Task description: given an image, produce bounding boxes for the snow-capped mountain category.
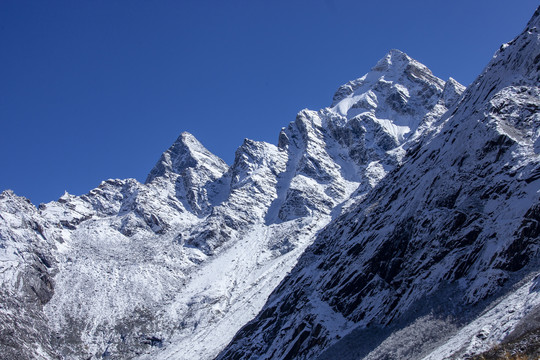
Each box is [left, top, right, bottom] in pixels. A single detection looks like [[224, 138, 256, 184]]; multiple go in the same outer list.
[[218, 8, 540, 360], [0, 6, 538, 360], [0, 49, 459, 360]]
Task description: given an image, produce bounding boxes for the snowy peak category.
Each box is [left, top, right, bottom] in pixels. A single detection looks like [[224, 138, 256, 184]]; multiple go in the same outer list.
[[441, 77, 466, 108], [328, 50, 454, 149], [329, 50, 448, 136], [230, 139, 285, 187], [145, 132, 228, 184], [370, 49, 444, 89], [331, 49, 445, 109], [370, 48, 413, 72], [144, 131, 230, 216]]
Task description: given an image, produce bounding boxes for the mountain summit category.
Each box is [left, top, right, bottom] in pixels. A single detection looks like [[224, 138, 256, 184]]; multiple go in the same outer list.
[[146, 132, 229, 215], [146, 132, 228, 184]]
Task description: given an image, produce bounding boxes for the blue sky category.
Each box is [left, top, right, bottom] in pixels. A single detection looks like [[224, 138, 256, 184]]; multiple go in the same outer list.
[[1, 1, 538, 205]]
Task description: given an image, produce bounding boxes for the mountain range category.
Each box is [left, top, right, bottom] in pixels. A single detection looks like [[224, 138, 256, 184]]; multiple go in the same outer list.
[[0, 6, 539, 360]]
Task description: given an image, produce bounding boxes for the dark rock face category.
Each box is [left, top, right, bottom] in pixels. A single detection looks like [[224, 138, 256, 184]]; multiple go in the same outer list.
[[218, 8, 540, 360]]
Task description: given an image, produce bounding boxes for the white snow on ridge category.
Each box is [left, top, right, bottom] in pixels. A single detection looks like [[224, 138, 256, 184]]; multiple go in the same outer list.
[[329, 49, 447, 146]]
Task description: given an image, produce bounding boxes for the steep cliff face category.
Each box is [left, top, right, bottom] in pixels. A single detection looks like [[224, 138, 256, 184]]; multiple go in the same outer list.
[[218, 8, 540, 360]]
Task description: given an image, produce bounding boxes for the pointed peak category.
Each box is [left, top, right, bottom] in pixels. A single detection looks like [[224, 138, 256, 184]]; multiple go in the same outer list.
[[442, 77, 466, 94], [331, 49, 445, 111], [145, 132, 228, 184], [444, 77, 466, 94], [441, 77, 466, 108], [173, 131, 203, 149], [58, 190, 71, 200], [446, 77, 461, 86], [370, 49, 437, 82], [371, 49, 412, 72], [332, 50, 445, 107], [179, 131, 195, 141]]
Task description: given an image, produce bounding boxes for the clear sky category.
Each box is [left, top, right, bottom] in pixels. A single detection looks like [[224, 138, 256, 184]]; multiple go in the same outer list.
[[1, 1, 538, 205]]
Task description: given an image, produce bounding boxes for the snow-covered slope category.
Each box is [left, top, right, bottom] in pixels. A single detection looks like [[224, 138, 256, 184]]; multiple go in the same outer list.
[[218, 8, 540, 360]]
